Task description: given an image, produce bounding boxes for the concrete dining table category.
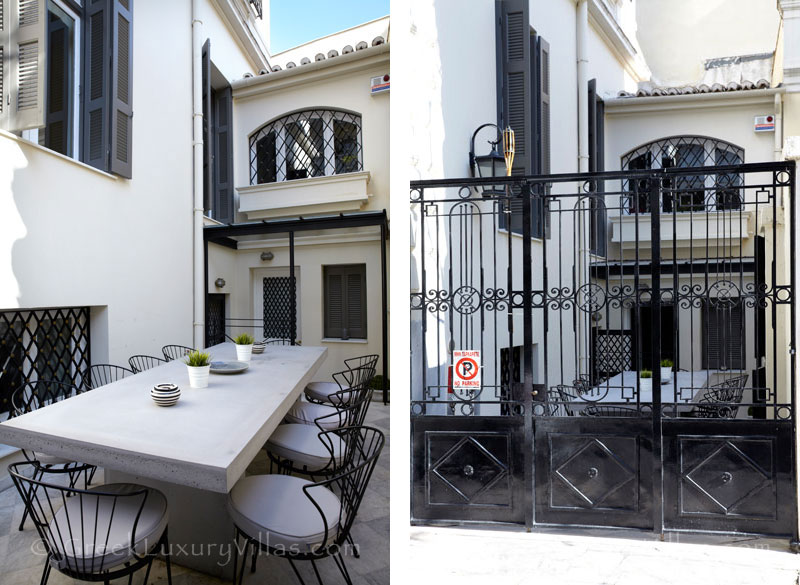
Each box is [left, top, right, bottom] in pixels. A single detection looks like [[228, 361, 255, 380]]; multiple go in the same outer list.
[[0, 342, 327, 578], [588, 370, 711, 404]]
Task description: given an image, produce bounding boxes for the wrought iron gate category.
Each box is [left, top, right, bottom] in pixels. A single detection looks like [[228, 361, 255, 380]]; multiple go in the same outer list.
[[411, 162, 797, 539]]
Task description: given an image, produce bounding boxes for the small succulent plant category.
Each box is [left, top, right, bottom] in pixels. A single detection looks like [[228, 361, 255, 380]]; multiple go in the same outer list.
[[640, 369, 652, 379]]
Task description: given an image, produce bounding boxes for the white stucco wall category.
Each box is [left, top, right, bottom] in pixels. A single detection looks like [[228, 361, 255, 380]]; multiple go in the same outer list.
[[636, 0, 781, 86], [0, 0, 259, 369]]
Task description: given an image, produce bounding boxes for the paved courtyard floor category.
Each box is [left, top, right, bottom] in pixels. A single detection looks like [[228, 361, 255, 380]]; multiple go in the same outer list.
[[410, 525, 800, 585], [0, 401, 389, 585]]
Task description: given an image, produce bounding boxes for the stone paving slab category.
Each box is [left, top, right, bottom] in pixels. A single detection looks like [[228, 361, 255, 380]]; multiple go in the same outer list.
[[410, 526, 800, 585]]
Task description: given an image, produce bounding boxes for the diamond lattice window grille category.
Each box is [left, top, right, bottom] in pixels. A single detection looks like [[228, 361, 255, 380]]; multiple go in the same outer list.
[[263, 277, 296, 340], [249, 109, 363, 185], [621, 136, 744, 213], [0, 308, 91, 416]]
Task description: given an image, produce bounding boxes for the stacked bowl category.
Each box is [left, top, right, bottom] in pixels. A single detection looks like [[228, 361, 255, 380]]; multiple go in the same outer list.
[[151, 383, 181, 407], [252, 340, 266, 355]]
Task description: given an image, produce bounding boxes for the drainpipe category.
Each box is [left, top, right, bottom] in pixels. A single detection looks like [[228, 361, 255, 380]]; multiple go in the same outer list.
[[192, 1, 205, 348], [775, 92, 783, 162], [576, 0, 590, 376]]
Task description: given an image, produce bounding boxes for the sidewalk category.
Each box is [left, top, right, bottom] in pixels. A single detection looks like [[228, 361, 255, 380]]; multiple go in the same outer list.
[[410, 526, 800, 585]]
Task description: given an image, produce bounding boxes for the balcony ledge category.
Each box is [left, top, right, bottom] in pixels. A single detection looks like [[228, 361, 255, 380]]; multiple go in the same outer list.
[[237, 171, 371, 220], [610, 210, 754, 247]]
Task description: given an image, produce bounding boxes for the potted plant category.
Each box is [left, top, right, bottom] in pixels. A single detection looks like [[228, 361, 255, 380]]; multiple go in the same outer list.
[[185, 350, 211, 388], [660, 358, 673, 384], [233, 333, 255, 362], [639, 369, 652, 395]]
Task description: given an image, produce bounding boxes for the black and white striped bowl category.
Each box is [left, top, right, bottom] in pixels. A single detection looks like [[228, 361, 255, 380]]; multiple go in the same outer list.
[[151, 384, 181, 407]]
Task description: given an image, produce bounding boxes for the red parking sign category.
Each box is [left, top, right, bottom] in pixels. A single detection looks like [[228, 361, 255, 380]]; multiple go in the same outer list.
[[453, 350, 481, 389]]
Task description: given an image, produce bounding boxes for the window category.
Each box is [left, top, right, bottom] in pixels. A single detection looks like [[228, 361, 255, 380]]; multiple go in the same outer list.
[[702, 298, 744, 370], [249, 109, 363, 185], [0, 0, 133, 177], [495, 1, 549, 237], [323, 264, 366, 340], [201, 39, 234, 223], [621, 136, 743, 213]]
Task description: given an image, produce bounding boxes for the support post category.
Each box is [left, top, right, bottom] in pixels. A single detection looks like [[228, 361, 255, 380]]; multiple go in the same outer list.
[[381, 218, 389, 405], [649, 176, 663, 536], [521, 182, 534, 531], [289, 231, 296, 346]]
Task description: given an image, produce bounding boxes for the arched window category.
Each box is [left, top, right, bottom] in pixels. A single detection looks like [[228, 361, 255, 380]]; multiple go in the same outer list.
[[621, 136, 744, 213], [249, 109, 363, 185]]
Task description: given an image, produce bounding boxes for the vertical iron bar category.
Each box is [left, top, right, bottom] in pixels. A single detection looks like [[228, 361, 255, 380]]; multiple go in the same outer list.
[[788, 165, 798, 545], [649, 175, 664, 536], [204, 238, 209, 348], [289, 231, 296, 346], [381, 218, 389, 405], [521, 182, 534, 531]]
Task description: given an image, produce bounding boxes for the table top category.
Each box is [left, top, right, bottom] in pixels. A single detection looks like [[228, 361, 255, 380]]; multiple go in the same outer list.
[[588, 370, 711, 404], [0, 343, 327, 493]]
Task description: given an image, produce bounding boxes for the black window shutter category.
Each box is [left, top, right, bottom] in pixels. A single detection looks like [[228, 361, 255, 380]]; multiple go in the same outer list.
[[109, 0, 133, 178], [588, 79, 607, 256], [202, 39, 212, 213], [82, 0, 110, 170], [45, 17, 70, 155], [495, 0, 531, 234], [213, 86, 233, 223], [324, 265, 366, 339]]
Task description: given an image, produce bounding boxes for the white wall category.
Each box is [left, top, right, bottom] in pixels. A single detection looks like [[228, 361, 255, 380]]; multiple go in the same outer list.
[[0, 0, 259, 368]]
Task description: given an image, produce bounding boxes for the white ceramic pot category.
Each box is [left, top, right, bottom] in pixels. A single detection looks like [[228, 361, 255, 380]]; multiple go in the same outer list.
[[236, 344, 254, 362], [660, 367, 672, 384], [187, 365, 210, 388], [639, 378, 652, 395]]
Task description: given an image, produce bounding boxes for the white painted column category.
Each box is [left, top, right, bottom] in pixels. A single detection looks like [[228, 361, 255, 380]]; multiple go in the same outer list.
[[192, 1, 205, 349]]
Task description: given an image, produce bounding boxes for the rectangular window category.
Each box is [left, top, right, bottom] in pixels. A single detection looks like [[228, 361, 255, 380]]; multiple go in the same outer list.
[[1, 0, 132, 177], [702, 299, 744, 370], [324, 264, 367, 340], [286, 118, 325, 180]]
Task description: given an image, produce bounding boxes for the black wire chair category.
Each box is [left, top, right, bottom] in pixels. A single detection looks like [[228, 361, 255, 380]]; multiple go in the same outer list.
[[547, 385, 579, 417], [161, 344, 194, 362], [266, 384, 375, 478], [128, 354, 167, 374], [305, 354, 378, 405], [85, 364, 133, 389], [690, 374, 748, 419], [580, 405, 643, 417], [231, 426, 385, 585], [9, 461, 172, 585], [10, 380, 97, 531], [287, 365, 376, 431]]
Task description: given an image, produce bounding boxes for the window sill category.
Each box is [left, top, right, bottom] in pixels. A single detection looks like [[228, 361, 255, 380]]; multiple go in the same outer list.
[[237, 171, 371, 220], [0, 129, 119, 181], [321, 338, 369, 344]]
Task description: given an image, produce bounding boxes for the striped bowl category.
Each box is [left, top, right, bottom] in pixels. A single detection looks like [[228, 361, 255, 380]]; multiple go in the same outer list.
[[151, 384, 181, 407]]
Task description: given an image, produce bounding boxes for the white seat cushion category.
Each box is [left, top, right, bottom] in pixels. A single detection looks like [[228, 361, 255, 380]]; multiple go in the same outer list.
[[285, 400, 345, 430], [49, 483, 168, 573], [266, 424, 345, 471], [304, 381, 352, 405], [228, 474, 340, 552]]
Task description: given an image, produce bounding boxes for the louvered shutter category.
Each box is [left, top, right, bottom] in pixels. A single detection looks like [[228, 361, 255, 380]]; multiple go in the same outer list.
[[325, 265, 366, 339], [44, 16, 69, 154], [8, 0, 46, 131], [0, 0, 8, 130], [495, 0, 532, 234], [588, 79, 606, 256], [82, 0, 110, 170], [202, 39, 212, 212], [213, 86, 233, 223], [704, 301, 744, 370], [325, 268, 344, 339], [109, 0, 132, 178]]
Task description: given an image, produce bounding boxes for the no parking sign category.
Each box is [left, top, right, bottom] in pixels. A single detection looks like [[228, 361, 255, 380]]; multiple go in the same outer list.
[[453, 350, 481, 390]]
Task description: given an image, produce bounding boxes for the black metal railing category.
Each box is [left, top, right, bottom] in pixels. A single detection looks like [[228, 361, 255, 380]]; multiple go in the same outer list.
[[0, 307, 91, 416]]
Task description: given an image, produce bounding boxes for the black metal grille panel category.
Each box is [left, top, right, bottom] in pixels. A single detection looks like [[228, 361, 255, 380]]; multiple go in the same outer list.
[[206, 294, 225, 347], [0, 307, 90, 415], [263, 277, 296, 340], [249, 109, 362, 185], [593, 330, 632, 380]]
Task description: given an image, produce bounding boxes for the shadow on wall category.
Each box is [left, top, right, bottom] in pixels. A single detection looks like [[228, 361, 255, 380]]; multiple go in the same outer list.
[[0, 137, 28, 308]]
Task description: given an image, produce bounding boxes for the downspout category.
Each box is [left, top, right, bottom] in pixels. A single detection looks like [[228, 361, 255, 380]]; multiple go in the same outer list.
[[775, 92, 783, 162], [576, 0, 590, 376], [192, 1, 205, 348]]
